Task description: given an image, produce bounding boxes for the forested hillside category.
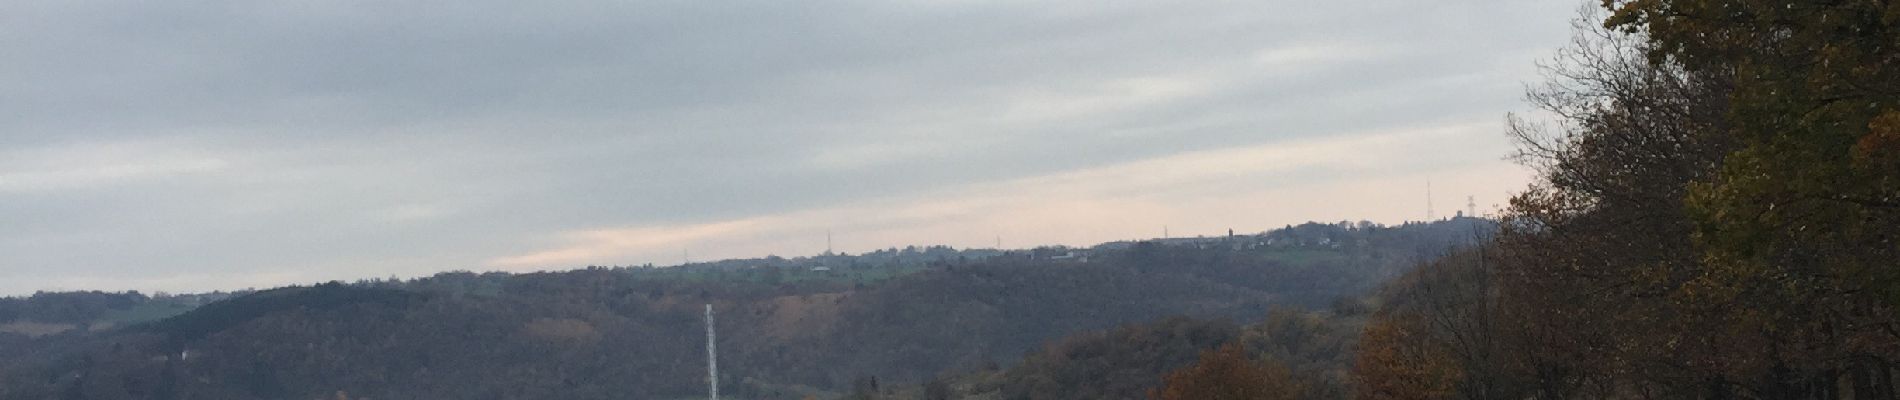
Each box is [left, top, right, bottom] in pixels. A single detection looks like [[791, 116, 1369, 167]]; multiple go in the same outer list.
[[0, 219, 1486, 400], [953, 309, 1361, 400]]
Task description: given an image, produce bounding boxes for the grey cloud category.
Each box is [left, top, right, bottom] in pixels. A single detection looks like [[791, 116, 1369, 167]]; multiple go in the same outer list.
[[0, 0, 1576, 294]]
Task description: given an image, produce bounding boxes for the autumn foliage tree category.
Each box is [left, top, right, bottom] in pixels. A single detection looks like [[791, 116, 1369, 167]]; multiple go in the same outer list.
[[1605, 1, 1900, 396], [1615, 0, 1900, 396], [1351, 315, 1460, 400], [1151, 343, 1299, 400], [1357, 1, 1899, 398]]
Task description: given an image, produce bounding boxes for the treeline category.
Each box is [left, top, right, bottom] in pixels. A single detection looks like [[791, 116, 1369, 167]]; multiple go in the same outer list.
[[983, 309, 1360, 400], [1, 291, 245, 330], [0, 292, 146, 325], [0, 219, 1486, 400], [1353, 3, 1898, 399]]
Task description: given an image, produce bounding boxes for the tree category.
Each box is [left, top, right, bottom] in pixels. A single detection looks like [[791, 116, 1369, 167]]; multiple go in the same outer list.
[[1352, 315, 1460, 400], [1606, 0, 1900, 325], [1354, 1, 1900, 398], [1150, 343, 1298, 400], [1491, 5, 1750, 398], [1354, 4, 1887, 397], [1602, 0, 1900, 396]]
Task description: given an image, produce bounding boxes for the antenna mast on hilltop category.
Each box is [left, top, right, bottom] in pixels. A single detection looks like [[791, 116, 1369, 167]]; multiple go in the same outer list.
[[826, 229, 833, 255], [1426, 180, 1435, 221], [706, 304, 719, 400], [1467, 196, 1476, 218]]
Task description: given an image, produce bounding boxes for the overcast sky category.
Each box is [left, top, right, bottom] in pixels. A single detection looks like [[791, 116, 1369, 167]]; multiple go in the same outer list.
[[1, 0, 1577, 295]]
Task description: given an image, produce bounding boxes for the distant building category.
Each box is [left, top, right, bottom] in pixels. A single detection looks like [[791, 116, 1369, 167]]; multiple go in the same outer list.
[[811, 266, 831, 272], [1048, 251, 1087, 262]]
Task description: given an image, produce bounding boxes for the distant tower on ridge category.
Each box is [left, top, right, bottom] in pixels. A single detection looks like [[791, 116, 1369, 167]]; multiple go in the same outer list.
[[1426, 180, 1435, 221], [1467, 196, 1477, 218], [706, 304, 719, 400]]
